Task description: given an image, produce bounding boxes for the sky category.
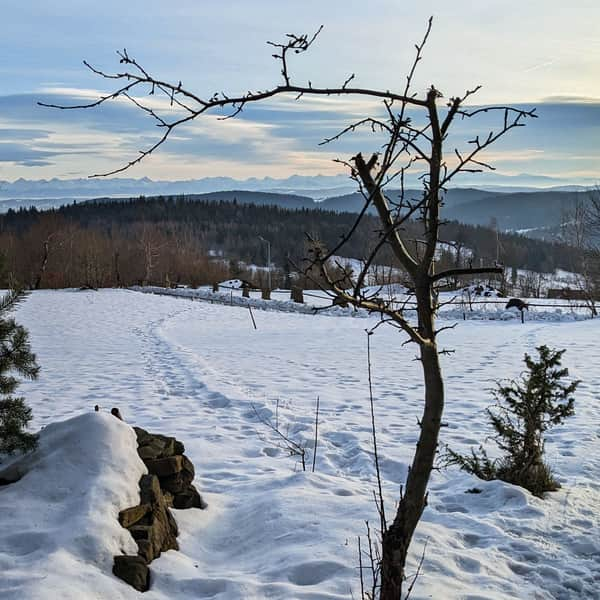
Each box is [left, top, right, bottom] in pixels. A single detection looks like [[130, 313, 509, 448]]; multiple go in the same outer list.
[[1, 0, 600, 184]]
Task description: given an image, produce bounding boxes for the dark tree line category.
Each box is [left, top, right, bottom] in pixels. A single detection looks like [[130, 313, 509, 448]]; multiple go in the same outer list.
[[0, 196, 581, 290]]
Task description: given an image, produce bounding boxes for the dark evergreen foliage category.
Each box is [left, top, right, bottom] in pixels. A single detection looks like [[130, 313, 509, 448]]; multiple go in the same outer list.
[[0, 290, 40, 457], [447, 345, 578, 496], [0, 195, 582, 290]]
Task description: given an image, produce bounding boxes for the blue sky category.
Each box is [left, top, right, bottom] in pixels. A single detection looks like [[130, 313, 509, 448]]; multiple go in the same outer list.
[[1, 1, 599, 183]]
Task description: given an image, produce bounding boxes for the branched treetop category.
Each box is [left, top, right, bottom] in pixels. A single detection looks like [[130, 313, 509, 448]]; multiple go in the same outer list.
[[40, 18, 536, 346]]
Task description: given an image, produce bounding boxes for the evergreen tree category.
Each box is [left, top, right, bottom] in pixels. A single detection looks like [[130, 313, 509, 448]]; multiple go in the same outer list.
[[447, 345, 578, 496], [0, 290, 40, 458]]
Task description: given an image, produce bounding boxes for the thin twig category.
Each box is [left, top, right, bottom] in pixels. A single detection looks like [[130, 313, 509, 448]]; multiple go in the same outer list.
[[312, 395, 320, 472], [366, 329, 387, 533]]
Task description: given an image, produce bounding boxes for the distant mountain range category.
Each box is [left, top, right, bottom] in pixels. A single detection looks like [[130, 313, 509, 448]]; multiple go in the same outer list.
[[0, 172, 596, 202], [0, 174, 356, 203]]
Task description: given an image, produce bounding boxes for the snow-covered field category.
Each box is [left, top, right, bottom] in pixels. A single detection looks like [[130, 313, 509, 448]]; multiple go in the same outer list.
[[2, 289, 600, 599]]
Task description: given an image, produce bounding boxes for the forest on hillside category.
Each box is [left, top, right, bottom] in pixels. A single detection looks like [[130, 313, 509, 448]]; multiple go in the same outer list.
[[0, 195, 582, 290]]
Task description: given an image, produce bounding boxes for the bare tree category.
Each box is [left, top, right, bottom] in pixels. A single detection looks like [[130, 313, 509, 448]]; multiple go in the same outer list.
[[41, 19, 535, 598], [136, 222, 166, 286], [560, 191, 600, 315]]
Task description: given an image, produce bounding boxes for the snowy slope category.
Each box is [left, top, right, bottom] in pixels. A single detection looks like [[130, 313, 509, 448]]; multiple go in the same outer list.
[[5, 289, 600, 599]]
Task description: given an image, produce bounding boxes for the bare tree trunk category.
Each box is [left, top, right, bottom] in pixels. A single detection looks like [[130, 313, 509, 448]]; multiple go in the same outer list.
[[34, 238, 50, 290], [380, 292, 444, 598], [114, 251, 121, 287]]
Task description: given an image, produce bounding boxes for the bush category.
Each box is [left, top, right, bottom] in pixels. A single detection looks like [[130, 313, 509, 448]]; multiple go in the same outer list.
[[0, 290, 39, 459], [447, 345, 578, 497]]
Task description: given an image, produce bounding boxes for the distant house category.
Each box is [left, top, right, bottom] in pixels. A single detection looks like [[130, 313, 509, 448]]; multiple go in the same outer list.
[[547, 288, 589, 300]]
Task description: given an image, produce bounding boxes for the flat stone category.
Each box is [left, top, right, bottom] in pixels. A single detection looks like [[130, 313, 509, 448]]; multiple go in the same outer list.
[[159, 469, 194, 495], [181, 455, 195, 479], [145, 455, 184, 477], [119, 504, 151, 528], [129, 525, 152, 541], [136, 539, 154, 563], [147, 505, 178, 558], [133, 426, 152, 446], [173, 485, 207, 510], [113, 555, 149, 592], [139, 474, 162, 506], [138, 443, 163, 461], [134, 427, 177, 460]]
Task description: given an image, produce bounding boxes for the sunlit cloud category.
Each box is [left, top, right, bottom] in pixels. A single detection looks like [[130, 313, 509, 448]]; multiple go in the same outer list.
[[0, 87, 598, 183]]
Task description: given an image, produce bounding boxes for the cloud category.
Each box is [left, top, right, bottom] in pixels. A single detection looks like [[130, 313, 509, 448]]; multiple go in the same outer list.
[[0, 89, 598, 182], [0, 142, 58, 167], [0, 128, 52, 141]]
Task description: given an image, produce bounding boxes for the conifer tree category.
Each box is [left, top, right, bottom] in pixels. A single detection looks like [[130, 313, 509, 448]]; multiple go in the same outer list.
[[448, 345, 578, 496], [0, 290, 39, 457]]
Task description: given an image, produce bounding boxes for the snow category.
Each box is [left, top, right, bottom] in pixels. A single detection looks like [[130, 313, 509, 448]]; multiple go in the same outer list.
[[218, 279, 246, 289], [0, 412, 146, 599], [135, 284, 597, 322], [2, 289, 599, 598]]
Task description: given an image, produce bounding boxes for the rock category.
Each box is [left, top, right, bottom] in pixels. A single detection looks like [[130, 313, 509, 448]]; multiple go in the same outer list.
[[134, 427, 177, 460], [133, 426, 151, 444], [181, 455, 195, 478], [173, 485, 207, 509], [128, 525, 152, 541], [113, 555, 149, 592], [139, 474, 162, 505], [114, 428, 204, 591], [162, 490, 174, 507], [159, 455, 195, 493], [159, 470, 193, 495], [118, 504, 151, 528], [138, 442, 163, 461], [145, 455, 184, 477], [136, 539, 154, 563], [111, 407, 123, 421], [147, 503, 178, 559]]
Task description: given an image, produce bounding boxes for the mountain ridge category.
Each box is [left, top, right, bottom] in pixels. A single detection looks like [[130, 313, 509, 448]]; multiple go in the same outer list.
[[0, 172, 597, 202]]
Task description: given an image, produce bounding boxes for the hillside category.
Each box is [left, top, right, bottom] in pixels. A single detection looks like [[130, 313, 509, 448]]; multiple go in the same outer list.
[[318, 188, 499, 213], [444, 190, 584, 234], [89, 187, 590, 240], [0, 184, 592, 243], [0, 196, 581, 290]]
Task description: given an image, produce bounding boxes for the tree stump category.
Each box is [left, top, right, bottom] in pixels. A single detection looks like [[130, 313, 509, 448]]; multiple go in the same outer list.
[[291, 287, 304, 303]]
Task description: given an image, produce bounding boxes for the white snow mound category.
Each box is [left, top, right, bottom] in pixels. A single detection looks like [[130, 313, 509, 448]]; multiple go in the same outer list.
[[0, 412, 146, 600]]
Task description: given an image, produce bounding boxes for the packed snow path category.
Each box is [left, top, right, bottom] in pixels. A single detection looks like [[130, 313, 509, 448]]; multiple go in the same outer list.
[[10, 289, 600, 599]]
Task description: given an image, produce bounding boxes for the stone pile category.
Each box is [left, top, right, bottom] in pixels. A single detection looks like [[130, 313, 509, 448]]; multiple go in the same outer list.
[[113, 427, 206, 592]]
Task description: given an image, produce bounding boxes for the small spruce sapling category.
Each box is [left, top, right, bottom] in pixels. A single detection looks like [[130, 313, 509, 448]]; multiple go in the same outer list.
[[447, 345, 578, 497], [0, 290, 40, 458]]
